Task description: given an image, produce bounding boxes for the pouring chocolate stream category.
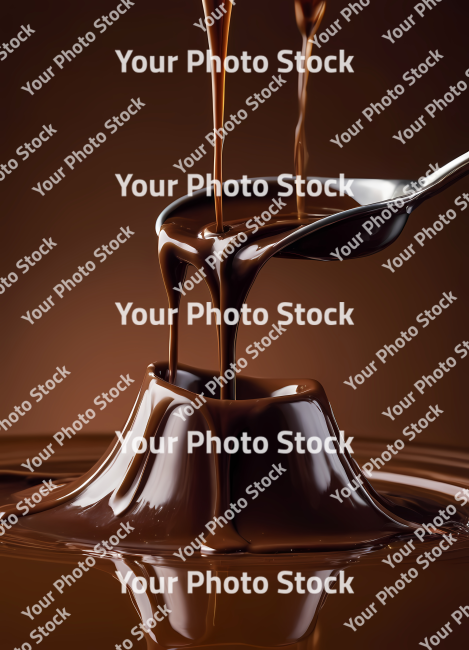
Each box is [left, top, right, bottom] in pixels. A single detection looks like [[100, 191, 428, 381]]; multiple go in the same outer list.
[[294, 0, 327, 217]]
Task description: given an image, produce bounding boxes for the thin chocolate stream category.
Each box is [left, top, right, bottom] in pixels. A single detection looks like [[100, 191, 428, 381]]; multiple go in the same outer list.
[[202, 0, 233, 234], [294, 0, 327, 217]]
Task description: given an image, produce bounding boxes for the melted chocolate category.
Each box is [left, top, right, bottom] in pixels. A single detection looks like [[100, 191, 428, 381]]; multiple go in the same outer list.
[[0, 0, 463, 562], [0, 0, 443, 552], [2, 6, 469, 649], [1, 4, 469, 649]]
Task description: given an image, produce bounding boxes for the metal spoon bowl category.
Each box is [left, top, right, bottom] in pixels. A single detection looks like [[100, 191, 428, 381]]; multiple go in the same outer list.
[[156, 150, 469, 262]]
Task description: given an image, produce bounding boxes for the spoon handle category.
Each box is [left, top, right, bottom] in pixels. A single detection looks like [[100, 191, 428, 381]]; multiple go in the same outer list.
[[411, 150, 469, 210]]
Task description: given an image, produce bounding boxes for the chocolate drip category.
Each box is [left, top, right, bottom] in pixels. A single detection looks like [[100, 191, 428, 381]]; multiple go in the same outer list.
[[160, 201, 322, 399]]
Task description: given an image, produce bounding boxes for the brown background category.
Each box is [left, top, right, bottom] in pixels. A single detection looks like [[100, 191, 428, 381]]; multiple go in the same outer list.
[[1, 0, 468, 455], [1, 2, 469, 650]]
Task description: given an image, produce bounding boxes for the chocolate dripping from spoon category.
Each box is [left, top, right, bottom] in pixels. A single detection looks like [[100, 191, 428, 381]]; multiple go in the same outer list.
[[201, 0, 233, 393], [294, 0, 327, 217], [165, 0, 233, 385]]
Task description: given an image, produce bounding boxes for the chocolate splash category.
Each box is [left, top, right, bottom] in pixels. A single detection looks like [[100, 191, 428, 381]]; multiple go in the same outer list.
[[0, 363, 419, 552]]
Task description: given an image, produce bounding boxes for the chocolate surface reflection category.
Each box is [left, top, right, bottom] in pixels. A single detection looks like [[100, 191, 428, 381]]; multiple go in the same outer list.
[[109, 555, 338, 648], [1, 443, 468, 650]]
